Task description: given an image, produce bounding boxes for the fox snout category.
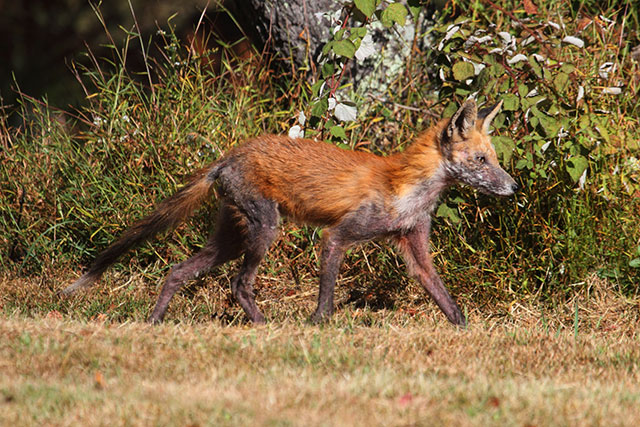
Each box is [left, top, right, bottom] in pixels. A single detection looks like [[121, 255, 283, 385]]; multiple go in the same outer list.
[[490, 165, 519, 196], [469, 159, 519, 197], [446, 159, 518, 197]]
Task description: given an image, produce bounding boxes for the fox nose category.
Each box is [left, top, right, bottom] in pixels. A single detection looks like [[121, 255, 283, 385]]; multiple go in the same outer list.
[[511, 183, 519, 193]]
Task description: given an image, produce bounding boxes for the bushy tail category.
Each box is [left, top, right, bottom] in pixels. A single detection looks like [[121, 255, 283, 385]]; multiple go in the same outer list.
[[62, 162, 221, 295]]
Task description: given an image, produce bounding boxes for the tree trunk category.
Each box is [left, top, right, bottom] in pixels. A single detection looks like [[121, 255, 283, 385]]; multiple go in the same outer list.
[[229, 0, 437, 95], [229, 0, 336, 69]]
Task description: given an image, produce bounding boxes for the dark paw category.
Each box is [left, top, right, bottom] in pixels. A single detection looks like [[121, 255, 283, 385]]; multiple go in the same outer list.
[[147, 315, 163, 325], [251, 313, 267, 324], [309, 310, 332, 325], [448, 310, 467, 327]]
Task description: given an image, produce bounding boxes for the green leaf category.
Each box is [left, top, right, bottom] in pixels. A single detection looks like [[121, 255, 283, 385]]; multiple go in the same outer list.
[[629, 258, 640, 268], [408, 0, 422, 19], [579, 114, 590, 130], [515, 159, 529, 170], [452, 61, 475, 81], [560, 63, 576, 73], [380, 3, 407, 27], [492, 112, 505, 129], [554, 72, 569, 92], [351, 27, 368, 38], [311, 79, 324, 97], [597, 123, 611, 144], [538, 115, 561, 138], [502, 93, 520, 111], [354, 0, 377, 17], [521, 95, 545, 109], [528, 57, 542, 78], [330, 125, 347, 139], [322, 63, 335, 79], [332, 39, 356, 58], [566, 155, 588, 183], [311, 98, 329, 118], [492, 136, 516, 163], [442, 102, 458, 118], [475, 68, 491, 90], [322, 41, 333, 55], [529, 107, 560, 137], [436, 202, 461, 223], [323, 118, 335, 129], [518, 84, 529, 98]]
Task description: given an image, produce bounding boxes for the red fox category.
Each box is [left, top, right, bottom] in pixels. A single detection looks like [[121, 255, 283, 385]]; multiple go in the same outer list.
[[63, 100, 517, 325]]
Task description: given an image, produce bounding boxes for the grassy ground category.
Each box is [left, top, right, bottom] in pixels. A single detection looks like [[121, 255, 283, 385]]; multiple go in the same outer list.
[[2, 274, 639, 426]]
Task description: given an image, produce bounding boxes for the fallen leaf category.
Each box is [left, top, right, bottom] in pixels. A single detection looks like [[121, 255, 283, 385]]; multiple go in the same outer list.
[[398, 392, 413, 407], [488, 396, 501, 407], [523, 0, 538, 15], [334, 103, 357, 122], [94, 371, 106, 390], [288, 125, 304, 139], [562, 36, 585, 48], [577, 17, 592, 32], [91, 313, 108, 323], [46, 310, 63, 320]]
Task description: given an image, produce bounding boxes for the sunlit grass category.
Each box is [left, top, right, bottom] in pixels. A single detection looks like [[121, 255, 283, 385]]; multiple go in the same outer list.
[[1, 279, 639, 426]]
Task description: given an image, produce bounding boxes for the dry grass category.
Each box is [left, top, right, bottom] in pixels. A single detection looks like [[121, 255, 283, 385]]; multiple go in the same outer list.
[[1, 274, 639, 426]]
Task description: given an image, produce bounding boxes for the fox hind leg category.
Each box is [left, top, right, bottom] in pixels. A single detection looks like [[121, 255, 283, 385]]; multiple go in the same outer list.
[[229, 198, 280, 323], [148, 203, 246, 323], [310, 230, 347, 323]]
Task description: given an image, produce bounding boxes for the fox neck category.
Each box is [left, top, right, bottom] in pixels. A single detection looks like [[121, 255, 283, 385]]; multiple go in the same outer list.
[[389, 124, 451, 229]]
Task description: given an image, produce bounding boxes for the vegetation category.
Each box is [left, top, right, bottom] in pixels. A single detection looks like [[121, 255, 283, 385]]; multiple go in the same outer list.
[[1, 0, 637, 312], [0, 0, 639, 423]]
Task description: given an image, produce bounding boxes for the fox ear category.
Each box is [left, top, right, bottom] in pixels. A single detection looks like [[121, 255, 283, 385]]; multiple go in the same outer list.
[[477, 100, 503, 134], [445, 100, 477, 140]]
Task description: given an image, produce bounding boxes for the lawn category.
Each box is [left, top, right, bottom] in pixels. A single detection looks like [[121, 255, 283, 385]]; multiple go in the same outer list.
[[1, 274, 639, 426]]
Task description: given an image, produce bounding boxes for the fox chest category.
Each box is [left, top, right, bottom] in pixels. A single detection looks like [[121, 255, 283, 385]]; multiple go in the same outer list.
[[391, 181, 445, 231]]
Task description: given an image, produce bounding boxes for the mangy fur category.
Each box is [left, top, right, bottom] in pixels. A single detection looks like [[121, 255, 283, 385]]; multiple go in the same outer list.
[[64, 100, 518, 326]]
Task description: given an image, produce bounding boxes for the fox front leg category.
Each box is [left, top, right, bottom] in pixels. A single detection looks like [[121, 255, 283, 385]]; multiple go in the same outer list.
[[395, 221, 466, 326]]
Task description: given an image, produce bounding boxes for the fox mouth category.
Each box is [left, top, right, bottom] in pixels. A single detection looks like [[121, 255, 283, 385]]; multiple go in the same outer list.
[[493, 187, 517, 197], [478, 181, 519, 196], [454, 174, 518, 197]]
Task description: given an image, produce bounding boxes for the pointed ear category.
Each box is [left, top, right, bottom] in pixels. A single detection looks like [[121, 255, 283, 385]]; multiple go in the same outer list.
[[445, 100, 477, 140], [477, 100, 503, 134]]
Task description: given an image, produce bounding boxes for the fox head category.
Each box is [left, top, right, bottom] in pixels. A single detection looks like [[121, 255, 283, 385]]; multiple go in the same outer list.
[[440, 100, 518, 196]]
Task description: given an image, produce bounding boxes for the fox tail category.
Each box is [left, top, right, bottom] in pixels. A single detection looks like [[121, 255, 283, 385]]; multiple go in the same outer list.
[[62, 161, 223, 295]]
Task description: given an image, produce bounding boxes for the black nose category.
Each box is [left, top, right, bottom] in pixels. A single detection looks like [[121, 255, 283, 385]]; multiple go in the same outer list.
[[511, 183, 520, 193]]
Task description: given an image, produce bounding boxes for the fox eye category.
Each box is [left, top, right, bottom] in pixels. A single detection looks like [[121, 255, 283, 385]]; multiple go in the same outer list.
[[475, 154, 486, 164]]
